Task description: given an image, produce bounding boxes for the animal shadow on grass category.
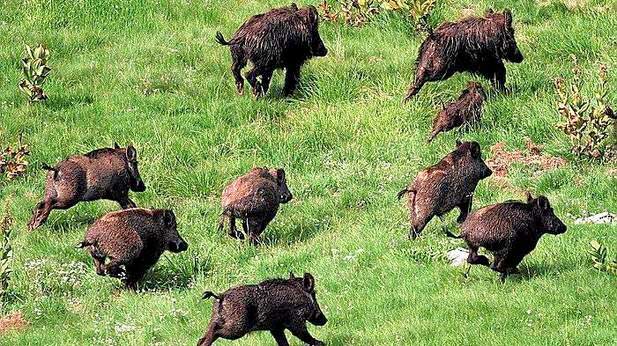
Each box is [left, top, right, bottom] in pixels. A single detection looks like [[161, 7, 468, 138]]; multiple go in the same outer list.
[[262, 217, 332, 246], [139, 252, 212, 291]]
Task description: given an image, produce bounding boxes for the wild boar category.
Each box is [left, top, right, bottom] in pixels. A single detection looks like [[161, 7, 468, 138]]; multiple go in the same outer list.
[[28, 143, 146, 230], [404, 9, 524, 102], [219, 167, 293, 245], [215, 4, 328, 98], [397, 141, 492, 239], [447, 192, 567, 281], [428, 81, 486, 142], [78, 208, 188, 289], [197, 272, 327, 346]]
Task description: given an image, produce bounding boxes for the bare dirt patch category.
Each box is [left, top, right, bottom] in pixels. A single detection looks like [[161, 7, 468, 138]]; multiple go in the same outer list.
[[0, 311, 29, 335], [486, 139, 567, 177]]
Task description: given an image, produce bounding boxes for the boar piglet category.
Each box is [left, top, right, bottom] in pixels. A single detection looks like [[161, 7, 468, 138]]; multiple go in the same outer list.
[[216, 4, 328, 98], [197, 272, 327, 346], [447, 192, 567, 281], [429, 81, 486, 142], [28, 143, 146, 230], [78, 208, 188, 289], [219, 167, 292, 245], [398, 141, 492, 239], [404, 9, 523, 101]]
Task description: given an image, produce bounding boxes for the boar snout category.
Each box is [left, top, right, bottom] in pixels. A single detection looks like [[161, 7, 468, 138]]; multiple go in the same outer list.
[[311, 310, 328, 326], [169, 237, 188, 253], [482, 165, 493, 179], [132, 179, 146, 192], [312, 38, 328, 57], [508, 46, 524, 63]]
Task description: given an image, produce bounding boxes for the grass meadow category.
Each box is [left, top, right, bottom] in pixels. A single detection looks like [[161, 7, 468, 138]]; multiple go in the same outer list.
[[0, 0, 616, 344]]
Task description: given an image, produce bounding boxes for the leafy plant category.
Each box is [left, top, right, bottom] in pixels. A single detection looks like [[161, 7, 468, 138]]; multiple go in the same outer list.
[[0, 134, 30, 180], [18, 44, 51, 102], [0, 203, 14, 304], [555, 55, 616, 160], [320, 0, 437, 32], [589, 240, 617, 275]]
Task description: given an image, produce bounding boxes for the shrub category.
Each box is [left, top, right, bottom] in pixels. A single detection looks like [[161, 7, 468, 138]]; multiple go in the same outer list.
[[555, 56, 616, 160], [320, 0, 437, 32], [589, 240, 617, 275], [18, 44, 51, 102], [0, 204, 13, 305], [0, 134, 30, 180]]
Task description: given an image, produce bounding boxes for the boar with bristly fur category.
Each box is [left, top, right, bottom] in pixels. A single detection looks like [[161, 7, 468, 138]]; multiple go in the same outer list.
[[397, 141, 492, 239], [78, 208, 188, 289], [428, 81, 486, 142], [404, 9, 523, 102], [197, 272, 327, 346], [28, 143, 146, 230], [447, 192, 567, 281], [219, 167, 293, 245], [215, 4, 328, 98]]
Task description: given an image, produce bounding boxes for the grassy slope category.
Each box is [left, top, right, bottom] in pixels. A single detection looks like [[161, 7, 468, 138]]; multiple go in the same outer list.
[[1, 0, 616, 344]]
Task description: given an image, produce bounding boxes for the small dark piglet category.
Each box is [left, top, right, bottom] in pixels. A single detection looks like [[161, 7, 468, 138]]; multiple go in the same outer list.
[[428, 81, 486, 142], [216, 4, 328, 98], [78, 208, 188, 289], [398, 141, 492, 239], [28, 143, 146, 230], [404, 9, 523, 101], [447, 192, 567, 281], [219, 167, 293, 245], [197, 272, 327, 346]]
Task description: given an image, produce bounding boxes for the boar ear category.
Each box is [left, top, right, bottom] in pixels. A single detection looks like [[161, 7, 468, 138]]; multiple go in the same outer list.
[[305, 5, 319, 25], [504, 9, 513, 26], [126, 145, 137, 161], [536, 196, 550, 210], [303, 273, 315, 292], [470, 142, 481, 159], [275, 168, 286, 183], [525, 191, 533, 203], [289, 271, 296, 279], [114, 142, 121, 149], [162, 210, 176, 227]]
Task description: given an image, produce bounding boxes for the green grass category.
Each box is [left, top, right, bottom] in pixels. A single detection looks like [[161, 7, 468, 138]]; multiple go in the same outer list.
[[1, 0, 616, 344]]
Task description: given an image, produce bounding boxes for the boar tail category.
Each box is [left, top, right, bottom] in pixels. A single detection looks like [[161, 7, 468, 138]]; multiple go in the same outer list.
[[445, 230, 462, 239], [215, 32, 230, 46], [41, 163, 59, 179], [396, 188, 409, 200], [202, 291, 221, 300]]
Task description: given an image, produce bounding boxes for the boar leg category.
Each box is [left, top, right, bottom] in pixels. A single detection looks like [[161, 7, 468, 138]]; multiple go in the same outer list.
[[270, 329, 290, 346], [231, 49, 247, 95], [481, 61, 506, 92], [288, 323, 323, 346], [467, 247, 490, 266], [197, 323, 220, 346], [228, 216, 245, 239], [117, 195, 137, 209], [246, 66, 267, 98], [492, 253, 524, 282], [28, 200, 55, 230], [260, 69, 274, 95], [457, 197, 473, 223], [283, 64, 301, 96]]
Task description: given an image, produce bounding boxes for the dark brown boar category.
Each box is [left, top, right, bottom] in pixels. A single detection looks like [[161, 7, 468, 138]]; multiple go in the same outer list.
[[28, 143, 146, 230], [404, 9, 524, 102], [215, 4, 328, 98], [219, 167, 293, 245], [197, 272, 327, 346], [78, 208, 188, 289], [397, 141, 492, 239], [428, 81, 486, 142], [447, 192, 567, 281]]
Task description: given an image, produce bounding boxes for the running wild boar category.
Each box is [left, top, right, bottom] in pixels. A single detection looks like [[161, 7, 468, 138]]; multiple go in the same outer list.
[[428, 81, 486, 142], [404, 9, 524, 101], [447, 192, 567, 281], [215, 4, 328, 98], [219, 167, 293, 245], [28, 143, 146, 230], [78, 208, 188, 289], [197, 272, 327, 346], [397, 141, 492, 239]]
